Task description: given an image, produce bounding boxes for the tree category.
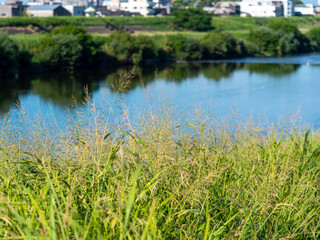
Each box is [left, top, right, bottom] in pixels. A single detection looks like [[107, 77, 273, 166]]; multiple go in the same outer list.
[[172, 8, 213, 31], [35, 34, 83, 71]]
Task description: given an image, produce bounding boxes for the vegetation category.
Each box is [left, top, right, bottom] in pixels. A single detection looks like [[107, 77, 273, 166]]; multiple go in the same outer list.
[[172, 8, 213, 31], [0, 31, 31, 77], [307, 26, 320, 49], [0, 16, 174, 30], [247, 20, 313, 56], [1, 18, 320, 75], [1, 75, 320, 238]]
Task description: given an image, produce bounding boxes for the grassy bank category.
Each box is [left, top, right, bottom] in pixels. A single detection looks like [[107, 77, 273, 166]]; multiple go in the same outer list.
[[1, 16, 320, 30], [0, 16, 174, 30], [0, 80, 320, 238]]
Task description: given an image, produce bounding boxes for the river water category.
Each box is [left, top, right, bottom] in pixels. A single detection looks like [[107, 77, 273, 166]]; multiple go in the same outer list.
[[1, 54, 320, 129]]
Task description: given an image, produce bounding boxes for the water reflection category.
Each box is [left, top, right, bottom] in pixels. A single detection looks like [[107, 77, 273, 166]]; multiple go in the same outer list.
[[0, 62, 301, 114]]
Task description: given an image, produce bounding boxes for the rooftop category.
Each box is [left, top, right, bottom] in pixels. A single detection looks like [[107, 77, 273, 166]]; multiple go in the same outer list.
[[27, 4, 60, 10]]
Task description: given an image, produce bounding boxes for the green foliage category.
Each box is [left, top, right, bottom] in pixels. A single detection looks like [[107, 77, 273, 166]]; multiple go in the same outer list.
[[267, 20, 300, 35], [34, 34, 83, 71], [201, 31, 246, 59], [307, 26, 320, 50], [103, 31, 138, 63], [0, 31, 19, 76], [162, 34, 204, 60], [0, 16, 174, 30], [248, 21, 312, 56], [248, 28, 281, 55], [102, 31, 166, 65], [1, 99, 320, 238], [51, 25, 102, 64], [0, 31, 31, 76], [172, 8, 213, 31]]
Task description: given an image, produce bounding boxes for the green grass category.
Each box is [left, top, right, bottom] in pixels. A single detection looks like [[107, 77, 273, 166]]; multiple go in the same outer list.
[[0, 16, 174, 30], [9, 33, 44, 49], [1, 73, 320, 239], [1, 16, 319, 32], [212, 16, 320, 31]]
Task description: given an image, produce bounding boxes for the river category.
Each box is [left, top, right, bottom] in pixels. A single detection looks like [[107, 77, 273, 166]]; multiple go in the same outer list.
[[1, 54, 320, 129]]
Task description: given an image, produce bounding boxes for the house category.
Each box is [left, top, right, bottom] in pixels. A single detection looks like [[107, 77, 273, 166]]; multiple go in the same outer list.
[[0, 0, 26, 17], [239, 0, 294, 17], [294, 4, 314, 16], [120, 0, 156, 16], [64, 5, 85, 16], [239, 0, 283, 17], [27, 5, 71, 17], [95, 6, 132, 16], [208, 2, 240, 16], [102, 0, 155, 16]]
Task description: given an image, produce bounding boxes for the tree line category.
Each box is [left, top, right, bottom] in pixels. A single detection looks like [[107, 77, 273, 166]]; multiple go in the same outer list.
[[1, 18, 320, 77]]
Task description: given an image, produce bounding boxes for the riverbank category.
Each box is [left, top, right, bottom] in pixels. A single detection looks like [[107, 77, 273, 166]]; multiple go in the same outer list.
[[2, 19, 320, 78], [1, 93, 320, 238]]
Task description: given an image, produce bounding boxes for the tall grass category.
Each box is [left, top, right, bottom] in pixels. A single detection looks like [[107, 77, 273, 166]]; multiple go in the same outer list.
[[1, 73, 320, 239]]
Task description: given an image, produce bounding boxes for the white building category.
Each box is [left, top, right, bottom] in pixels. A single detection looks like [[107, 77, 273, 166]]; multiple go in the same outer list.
[[294, 4, 314, 16], [239, 0, 282, 17], [239, 0, 294, 17], [103, 0, 155, 15], [281, 0, 294, 17]]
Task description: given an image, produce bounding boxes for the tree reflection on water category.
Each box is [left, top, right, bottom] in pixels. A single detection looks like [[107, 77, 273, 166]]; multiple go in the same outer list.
[[0, 62, 302, 114]]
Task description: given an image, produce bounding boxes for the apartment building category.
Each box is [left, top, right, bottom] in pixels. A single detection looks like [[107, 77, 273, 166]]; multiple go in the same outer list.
[[239, 0, 294, 17]]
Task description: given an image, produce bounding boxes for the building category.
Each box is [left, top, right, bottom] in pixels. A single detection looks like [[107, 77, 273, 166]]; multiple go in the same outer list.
[[239, 0, 283, 17], [239, 0, 294, 17], [27, 4, 71, 16], [208, 2, 240, 16], [0, 0, 26, 17], [84, 6, 96, 16], [294, 4, 314, 16], [120, 0, 155, 16], [64, 5, 85, 16], [102, 0, 155, 15], [28, 0, 87, 6]]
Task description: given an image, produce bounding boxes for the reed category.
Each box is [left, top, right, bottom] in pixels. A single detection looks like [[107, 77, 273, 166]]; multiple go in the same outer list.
[[0, 73, 320, 239]]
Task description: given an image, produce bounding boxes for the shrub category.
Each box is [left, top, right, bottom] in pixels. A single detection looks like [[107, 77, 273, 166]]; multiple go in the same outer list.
[[51, 25, 101, 64], [172, 8, 213, 31], [162, 35, 204, 60], [201, 31, 246, 59], [133, 36, 161, 65], [248, 28, 280, 55], [267, 20, 300, 35], [103, 31, 138, 63], [307, 26, 320, 50], [34, 34, 83, 71], [268, 20, 312, 53], [277, 33, 300, 56]]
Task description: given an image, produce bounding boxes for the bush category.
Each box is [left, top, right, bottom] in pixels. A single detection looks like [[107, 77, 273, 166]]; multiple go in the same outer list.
[[133, 36, 163, 65], [307, 26, 320, 50], [267, 20, 300, 35], [34, 34, 83, 71], [162, 35, 204, 60], [172, 8, 213, 31], [248, 28, 280, 55], [51, 25, 101, 64], [201, 31, 246, 59], [103, 31, 138, 64], [267, 20, 312, 53], [0, 31, 19, 76]]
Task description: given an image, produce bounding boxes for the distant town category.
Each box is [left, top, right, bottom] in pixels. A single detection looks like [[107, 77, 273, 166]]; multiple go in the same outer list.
[[0, 0, 319, 18]]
